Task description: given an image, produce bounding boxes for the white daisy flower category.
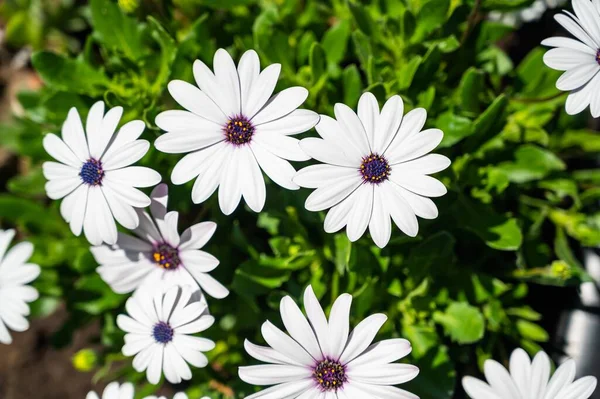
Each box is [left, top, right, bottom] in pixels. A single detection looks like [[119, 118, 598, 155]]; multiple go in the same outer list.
[[542, 0, 600, 116], [42, 102, 162, 245], [462, 347, 597, 399], [86, 382, 134, 399], [155, 48, 320, 215], [294, 92, 450, 248], [117, 285, 215, 385], [91, 184, 228, 299], [239, 285, 419, 398], [0, 229, 40, 345]]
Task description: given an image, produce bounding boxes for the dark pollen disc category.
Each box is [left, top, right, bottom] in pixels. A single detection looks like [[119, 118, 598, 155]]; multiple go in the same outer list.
[[360, 153, 390, 184], [224, 115, 255, 145], [152, 243, 181, 270], [313, 358, 347, 392], [152, 321, 174, 344], [596, 49, 600, 65], [80, 158, 105, 186]]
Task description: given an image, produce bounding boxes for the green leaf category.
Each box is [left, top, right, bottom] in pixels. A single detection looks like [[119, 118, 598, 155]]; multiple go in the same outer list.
[[31, 52, 109, 96], [90, 0, 145, 60], [406, 231, 456, 280], [322, 20, 351, 67], [434, 302, 485, 344], [516, 319, 549, 342], [413, 0, 450, 42], [454, 195, 523, 251], [397, 56, 422, 90], [465, 94, 508, 152], [437, 112, 474, 148], [456, 67, 484, 115], [343, 64, 362, 108], [497, 144, 566, 183], [348, 1, 376, 36], [334, 234, 352, 275], [405, 346, 456, 398], [310, 42, 327, 82]]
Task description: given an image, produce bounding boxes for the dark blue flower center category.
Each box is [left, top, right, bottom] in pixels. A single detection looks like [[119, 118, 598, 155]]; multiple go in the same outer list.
[[596, 49, 600, 65], [152, 321, 174, 344], [80, 158, 105, 186], [152, 243, 180, 270], [313, 359, 346, 392], [360, 153, 390, 184], [224, 115, 254, 145]]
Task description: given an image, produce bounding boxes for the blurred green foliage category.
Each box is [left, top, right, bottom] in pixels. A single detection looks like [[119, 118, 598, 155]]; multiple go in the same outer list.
[[1, 0, 598, 398]]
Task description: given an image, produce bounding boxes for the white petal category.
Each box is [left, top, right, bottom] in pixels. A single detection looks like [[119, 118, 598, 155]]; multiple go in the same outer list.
[[280, 296, 322, 360], [251, 141, 299, 190], [544, 359, 577, 399], [555, 376, 597, 399], [393, 154, 451, 175], [180, 250, 219, 272], [105, 166, 161, 188], [349, 382, 419, 399], [374, 95, 403, 153], [254, 109, 319, 136], [565, 71, 600, 115], [391, 173, 447, 198], [357, 92, 379, 149], [245, 64, 282, 119], [261, 321, 314, 366], [556, 63, 600, 91], [238, 49, 260, 116], [168, 80, 227, 125], [43, 133, 82, 168], [531, 351, 551, 399], [339, 313, 387, 364], [294, 164, 357, 189], [244, 339, 301, 366], [381, 183, 419, 236], [68, 185, 89, 236], [86, 102, 105, 145], [239, 364, 312, 385], [243, 380, 314, 399], [239, 146, 266, 213], [171, 142, 224, 185], [462, 376, 503, 399], [314, 115, 364, 162], [395, 185, 439, 220], [155, 109, 221, 132], [45, 177, 82, 200], [542, 36, 596, 54], [385, 108, 427, 156], [484, 359, 522, 399], [43, 161, 79, 180], [253, 132, 310, 162], [509, 348, 532, 399], [572, 0, 600, 47], [61, 107, 89, 162], [154, 131, 224, 154], [103, 178, 151, 208], [303, 285, 330, 358], [323, 191, 358, 233], [555, 13, 598, 50], [252, 87, 309, 125], [304, 175, 362, 212], [191, 144, 227, 204], [368, 187, 392, 248], [544, 47, 596, 71], [212, 48, 242, 117], [299, 137, 357, 168], [179, 222, 217, 251], [146, 346, 164, 385], [345, 184, 373, 242], [347, 363, 419, 385], [90, 106, 123, 159], [334, 103, 371, 155], [327, 293, 352, 360], [387, 129, 444, 165], [218, 147, 243, 215], [102, 141, 150, 171], [0, 230, 15, 264]]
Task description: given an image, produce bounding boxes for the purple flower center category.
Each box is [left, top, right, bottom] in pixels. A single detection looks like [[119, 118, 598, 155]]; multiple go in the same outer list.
[[224, 115, 254, 145], [152, 243, 180, 270], [152, 321, 174, 344], [360, 153, 390, 184], [313, 358, 346, 392], [596, 49, 600, 65], [80, 158, 104, 186]]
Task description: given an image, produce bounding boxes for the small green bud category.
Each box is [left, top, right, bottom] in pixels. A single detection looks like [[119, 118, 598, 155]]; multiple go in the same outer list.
[[72, 349, 97, 372]]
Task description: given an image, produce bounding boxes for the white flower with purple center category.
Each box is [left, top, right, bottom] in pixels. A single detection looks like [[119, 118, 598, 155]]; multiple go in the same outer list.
[[154, 48, 320, 215], [117, 285, 215, 385], [86, 382, 134, 399], [42, 102, 161, 245], [239, 285, 419, 398], [144, 394, 205, 399], [542, 0, 600, 116], [294, 92, 450, 248], [462, 347, 597, 399], [91, 184, 228, 299], [0, 229, 40, 345]]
